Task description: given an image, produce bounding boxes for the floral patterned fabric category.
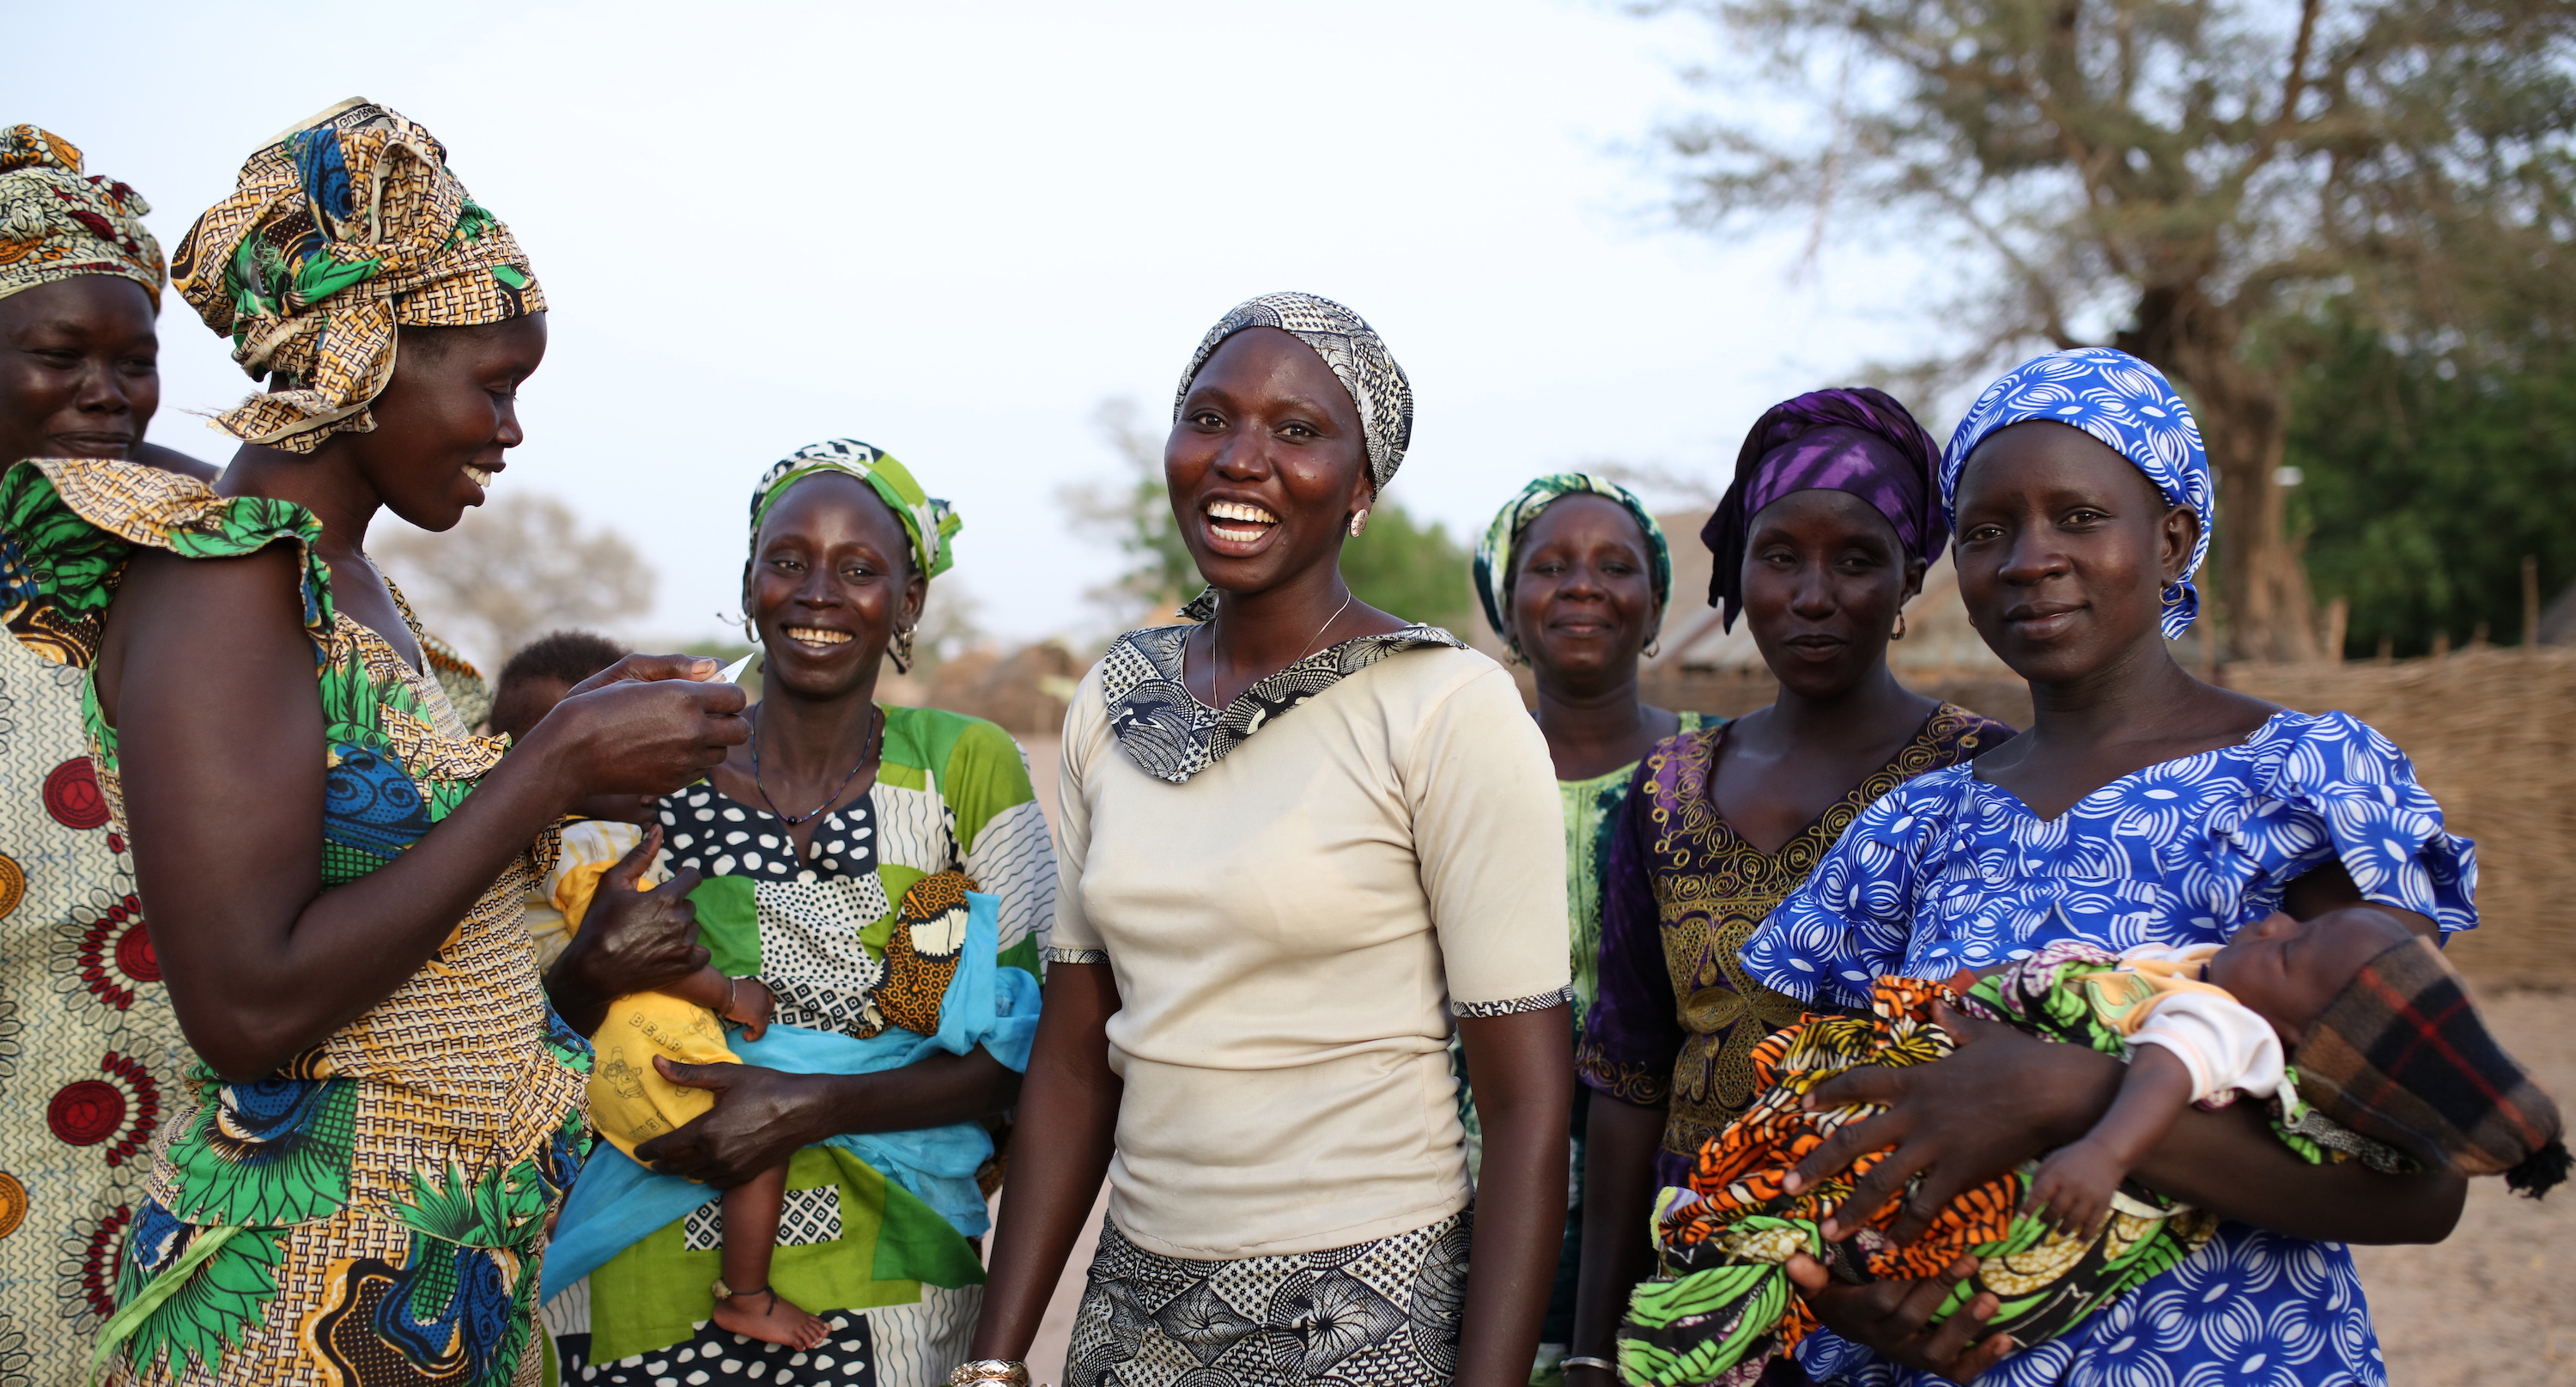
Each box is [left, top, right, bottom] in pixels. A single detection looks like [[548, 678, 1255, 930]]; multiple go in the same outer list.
[[0, 458, 584, 1386], [0, 125, 164, 307], [1745, 708, 2477, 1387]]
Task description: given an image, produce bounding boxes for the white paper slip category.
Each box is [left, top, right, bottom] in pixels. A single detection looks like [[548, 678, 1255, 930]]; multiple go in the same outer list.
[[716, 652, 756, 684]]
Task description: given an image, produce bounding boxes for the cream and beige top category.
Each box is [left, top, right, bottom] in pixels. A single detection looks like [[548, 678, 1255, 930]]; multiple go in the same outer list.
[[1050, 621, 1571, 1259]]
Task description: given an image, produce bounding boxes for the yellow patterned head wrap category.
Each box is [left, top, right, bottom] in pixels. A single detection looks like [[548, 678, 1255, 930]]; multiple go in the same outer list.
[[0, 126, 166, 307], [172, 98, 544, 453]]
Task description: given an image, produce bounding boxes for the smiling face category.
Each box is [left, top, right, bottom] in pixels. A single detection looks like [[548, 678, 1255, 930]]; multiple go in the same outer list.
[[1509, 492, 1662, 684], [1738, 488, 1924, 701], [0, 276, 161, 462], [1949, 421, 2198, 684], [2208, 909, 2418, 1048], [334, 313, 546, 532], [744, 471, 926, 703], [1165, 326, 1373, 598]]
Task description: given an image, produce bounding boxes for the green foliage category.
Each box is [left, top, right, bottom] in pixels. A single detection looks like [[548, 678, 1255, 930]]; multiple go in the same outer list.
[[1343, 504, 1476, 634], [2286, 313, 2576, 656]]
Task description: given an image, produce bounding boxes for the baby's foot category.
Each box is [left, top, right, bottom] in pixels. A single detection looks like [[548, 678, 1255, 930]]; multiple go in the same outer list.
[[712, 1286, 832, 1350]]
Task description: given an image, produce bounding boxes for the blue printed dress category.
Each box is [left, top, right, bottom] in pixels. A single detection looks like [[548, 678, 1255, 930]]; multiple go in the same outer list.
[[1742, 709, 2476, 1387]]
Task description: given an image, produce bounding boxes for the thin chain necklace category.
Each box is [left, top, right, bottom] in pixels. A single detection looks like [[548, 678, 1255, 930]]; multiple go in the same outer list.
[[1188, 591, 1355, 705], [750, 704, 884, 828]]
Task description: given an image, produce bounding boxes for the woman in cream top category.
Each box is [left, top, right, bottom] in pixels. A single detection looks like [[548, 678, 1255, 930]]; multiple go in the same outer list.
[[969, 293, 1574, 1387]]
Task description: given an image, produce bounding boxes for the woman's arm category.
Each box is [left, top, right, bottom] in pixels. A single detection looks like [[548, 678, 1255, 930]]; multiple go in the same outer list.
[[102, 548, 744, 1080], [544, 826, 713, 1035], [1456, 1006, 1572, 1387], [1568, 1092, 1665, 1386], [969, 960, 1123, 1361], [1785, 1002, 2464, 1247], [631, 1044, 1025, 1187]]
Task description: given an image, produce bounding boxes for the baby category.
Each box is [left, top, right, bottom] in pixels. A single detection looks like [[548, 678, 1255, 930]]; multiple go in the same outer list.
[[491, 636, 818, 1350], [1619, 909, 2567, 1387]]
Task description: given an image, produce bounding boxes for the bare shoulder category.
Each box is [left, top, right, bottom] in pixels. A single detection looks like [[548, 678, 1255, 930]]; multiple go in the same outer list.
[[100, 544, 316, 727]]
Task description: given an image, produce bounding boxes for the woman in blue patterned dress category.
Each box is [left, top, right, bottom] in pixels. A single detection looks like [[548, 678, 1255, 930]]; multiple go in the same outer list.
[[1739, 348, 2473, 1387]]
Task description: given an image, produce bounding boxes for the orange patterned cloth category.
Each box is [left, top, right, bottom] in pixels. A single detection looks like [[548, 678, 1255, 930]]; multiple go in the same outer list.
[[1619, 976, 2217, 1387]]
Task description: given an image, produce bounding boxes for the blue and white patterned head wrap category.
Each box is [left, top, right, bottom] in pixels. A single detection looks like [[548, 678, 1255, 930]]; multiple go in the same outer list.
[[1941, 347, 2215, 639]]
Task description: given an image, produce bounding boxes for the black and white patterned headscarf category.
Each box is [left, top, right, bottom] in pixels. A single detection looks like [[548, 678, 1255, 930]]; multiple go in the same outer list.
[[1172, 291, 1414, 493]]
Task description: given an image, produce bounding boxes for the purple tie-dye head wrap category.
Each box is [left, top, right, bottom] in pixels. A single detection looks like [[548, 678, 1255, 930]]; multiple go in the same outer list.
[[1703, 386, 1948, 630]]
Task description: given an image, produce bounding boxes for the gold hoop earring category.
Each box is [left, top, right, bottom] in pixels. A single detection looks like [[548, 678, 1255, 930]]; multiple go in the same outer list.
[[1643, 636, 1662, 659], [724, 610, 758, 644], [1891, 611, 1908, 641], [1348, 509, 1368, 538]]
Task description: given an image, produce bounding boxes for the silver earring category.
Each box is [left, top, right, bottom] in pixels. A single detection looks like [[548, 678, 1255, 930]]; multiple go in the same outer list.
[[1349, 509, 1368, 538], [724, 610, 758, 644], [890, 624, 917, 674]]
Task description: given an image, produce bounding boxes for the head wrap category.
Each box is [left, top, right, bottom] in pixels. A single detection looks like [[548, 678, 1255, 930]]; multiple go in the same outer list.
[[171, 98, 543, 453], [749, 439, 959, 582], [1941, 347, 2214, 640], [1473, 474, 1671, 644], [0, 126, 164, 306], [1173, 291, 1413, 493], [2293, 934, 2567, 1196], [1703, 387, 1947, 631]]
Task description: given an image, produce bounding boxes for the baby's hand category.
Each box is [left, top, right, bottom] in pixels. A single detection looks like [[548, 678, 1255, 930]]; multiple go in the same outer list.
[[724, 976, 775, 1041], [2025, 1141, 2123, 1238]]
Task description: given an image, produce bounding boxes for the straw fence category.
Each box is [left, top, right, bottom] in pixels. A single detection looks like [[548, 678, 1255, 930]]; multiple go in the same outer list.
[[1637, 648, 2576, 990]]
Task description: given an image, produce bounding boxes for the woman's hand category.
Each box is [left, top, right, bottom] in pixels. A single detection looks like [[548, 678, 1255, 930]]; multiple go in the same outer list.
[[519, 654, 748, 810], [1786, 1001, 2121, 1243], [634, 1058, 829, 1187], [544, 827, 708, 1035], [1785, 1252, 2016, 1384]]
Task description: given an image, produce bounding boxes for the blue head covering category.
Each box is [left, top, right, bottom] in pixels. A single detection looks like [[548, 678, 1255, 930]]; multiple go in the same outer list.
[[1941, 347, 2215, 639]]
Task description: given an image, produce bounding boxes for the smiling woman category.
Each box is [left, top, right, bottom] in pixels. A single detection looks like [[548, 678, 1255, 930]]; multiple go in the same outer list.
[[970, 293, 1575, 1387], [537, 438, 1056, 1387], [0, 100, 751, 1387], [0, 122, 216, 1387]]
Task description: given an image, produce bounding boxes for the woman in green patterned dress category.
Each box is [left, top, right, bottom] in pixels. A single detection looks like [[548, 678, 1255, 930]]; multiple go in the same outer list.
[[0, 100, 746, 1387], [1467, 474, 1707, 1382]]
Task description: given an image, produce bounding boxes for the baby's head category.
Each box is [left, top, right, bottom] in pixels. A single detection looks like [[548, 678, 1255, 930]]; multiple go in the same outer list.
[[2206, 909, 2418, 1048], [489, 630, 653, 824], [2214, 909, 2566, 1196]]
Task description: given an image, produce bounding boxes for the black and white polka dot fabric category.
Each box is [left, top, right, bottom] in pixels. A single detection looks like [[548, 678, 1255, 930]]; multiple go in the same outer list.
[[555, 1315, 878, 1386], [659, 784, 876, 885]]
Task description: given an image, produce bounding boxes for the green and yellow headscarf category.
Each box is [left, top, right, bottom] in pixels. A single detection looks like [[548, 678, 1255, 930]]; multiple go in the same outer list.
[[749, 438, 959, 582], [1473, 473, 1671, 649]]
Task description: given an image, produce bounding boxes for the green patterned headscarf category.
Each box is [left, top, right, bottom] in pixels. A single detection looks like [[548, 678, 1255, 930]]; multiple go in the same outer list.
[[749, 438, 959, 581], [1473, 473, 1670, 642]]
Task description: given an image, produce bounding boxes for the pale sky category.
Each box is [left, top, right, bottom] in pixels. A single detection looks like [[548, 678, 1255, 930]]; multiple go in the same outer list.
[[15, 0, 1940, 650]]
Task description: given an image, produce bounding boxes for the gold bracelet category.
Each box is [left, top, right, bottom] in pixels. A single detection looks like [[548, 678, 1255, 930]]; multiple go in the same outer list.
[[950, 1361, 1030, 1387]]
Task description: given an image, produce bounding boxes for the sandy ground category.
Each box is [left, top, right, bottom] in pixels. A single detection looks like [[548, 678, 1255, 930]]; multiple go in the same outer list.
[[2348, 989, 2576, 1385]]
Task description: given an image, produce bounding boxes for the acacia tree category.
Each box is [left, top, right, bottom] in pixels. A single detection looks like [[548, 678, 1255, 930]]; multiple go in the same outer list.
[[1655, 0, 2576, 658], [376, 491, 657, 671]]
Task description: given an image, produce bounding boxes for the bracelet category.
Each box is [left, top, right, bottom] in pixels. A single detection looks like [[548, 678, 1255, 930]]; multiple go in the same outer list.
[[1562, 1356, 1619, 1375], [722, 975, 739, 1017], [950, 1362, 1030, 1387]]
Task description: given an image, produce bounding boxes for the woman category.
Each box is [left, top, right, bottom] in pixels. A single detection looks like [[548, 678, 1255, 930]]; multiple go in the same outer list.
[[0, 121, 217, 1387], [1468, 474, 1709, 1378], [968, 293, 1573, 1387], [1566, 389, 2014, 1384], [0, 101, 746, 1385], [1741, 348, 2472, 1386], [539, 439, 1055, 1387]]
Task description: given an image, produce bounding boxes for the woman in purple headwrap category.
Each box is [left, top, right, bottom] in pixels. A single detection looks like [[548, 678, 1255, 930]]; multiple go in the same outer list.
[[1563, 388, 2017, 1387]]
